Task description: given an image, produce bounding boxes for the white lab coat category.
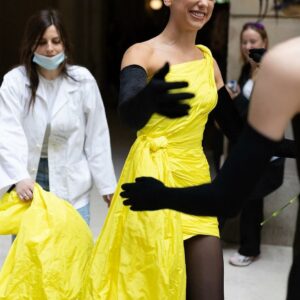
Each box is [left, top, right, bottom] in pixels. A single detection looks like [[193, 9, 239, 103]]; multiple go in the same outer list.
[[0, 65, 116, 209]]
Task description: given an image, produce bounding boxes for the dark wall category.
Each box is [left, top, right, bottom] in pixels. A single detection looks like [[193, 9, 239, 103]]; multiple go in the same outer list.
[[0, 0, 105, 85], [0, 0, 58, 78], [0, 1, 229, 110]]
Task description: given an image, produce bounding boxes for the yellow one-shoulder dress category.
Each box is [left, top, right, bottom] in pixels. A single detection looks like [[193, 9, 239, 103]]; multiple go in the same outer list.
[[82, 45, 219, 300]]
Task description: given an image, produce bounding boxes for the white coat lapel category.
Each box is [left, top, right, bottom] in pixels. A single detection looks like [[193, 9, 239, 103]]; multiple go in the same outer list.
[[25, 78, 48, 104], [51, 76, 79, 118]]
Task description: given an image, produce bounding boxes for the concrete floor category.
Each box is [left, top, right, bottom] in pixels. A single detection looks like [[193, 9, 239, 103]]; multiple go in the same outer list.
[[0, 107, 294, 299]]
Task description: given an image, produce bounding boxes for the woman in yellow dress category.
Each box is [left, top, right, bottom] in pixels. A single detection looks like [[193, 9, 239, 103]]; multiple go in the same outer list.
[[83, 1, 236, 299]]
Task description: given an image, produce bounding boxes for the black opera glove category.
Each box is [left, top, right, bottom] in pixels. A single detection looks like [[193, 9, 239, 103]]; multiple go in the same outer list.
[[121, 123, 283, 217], [212, 86, 244, 143], [118, 63, 194, 130], [249, 48, 267, 63], [214, 86, 296, 158]]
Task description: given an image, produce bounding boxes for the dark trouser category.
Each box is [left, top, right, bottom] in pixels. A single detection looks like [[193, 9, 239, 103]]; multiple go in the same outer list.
[[238, 157, 284, 257], [36, 158, 50, 191], [12, 158, 89, 245], [287, 196, 300, 300], [36, 158, 90, 224], [238, 197, 263, 257]]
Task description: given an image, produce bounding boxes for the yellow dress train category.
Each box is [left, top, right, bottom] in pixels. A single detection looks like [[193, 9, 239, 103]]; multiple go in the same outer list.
[[82, 45, 220, 300], [0, 184, 93, 300]]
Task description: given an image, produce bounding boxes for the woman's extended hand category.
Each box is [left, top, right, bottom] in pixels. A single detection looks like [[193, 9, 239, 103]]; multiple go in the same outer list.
[[103, 194, 114, 207], [15, 178, 34, 201]]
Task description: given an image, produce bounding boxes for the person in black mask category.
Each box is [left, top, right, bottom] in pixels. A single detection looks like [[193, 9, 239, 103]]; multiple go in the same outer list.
[[225, 22, 286, 267]]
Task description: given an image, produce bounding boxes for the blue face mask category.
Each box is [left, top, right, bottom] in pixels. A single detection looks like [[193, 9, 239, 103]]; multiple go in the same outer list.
[[32, 52, 65, 70]]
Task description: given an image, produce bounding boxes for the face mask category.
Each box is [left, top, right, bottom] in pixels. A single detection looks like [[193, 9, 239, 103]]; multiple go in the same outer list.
[[32, 52, 65, 70]]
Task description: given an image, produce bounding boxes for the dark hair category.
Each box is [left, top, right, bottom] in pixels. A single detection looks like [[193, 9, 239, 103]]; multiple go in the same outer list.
[[20, 9, 73, 108], [240, 22, 269, 63]]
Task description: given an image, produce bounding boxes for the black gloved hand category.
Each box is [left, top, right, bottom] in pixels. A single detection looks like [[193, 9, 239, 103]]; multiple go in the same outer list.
[[249, 48, 267, 63], [143, 62, 194, 118], [121, 123, 288, 217], [118, 63, 194, 130], [121, 177, 169, 211]]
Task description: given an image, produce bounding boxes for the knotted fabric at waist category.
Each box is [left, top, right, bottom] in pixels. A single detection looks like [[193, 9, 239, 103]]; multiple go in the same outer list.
[[138, 135, 168, 152], [137, 134, 204, 153]]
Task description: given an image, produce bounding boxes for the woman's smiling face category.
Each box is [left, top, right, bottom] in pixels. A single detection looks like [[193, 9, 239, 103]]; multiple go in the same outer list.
[[165, 0, 216, 31]]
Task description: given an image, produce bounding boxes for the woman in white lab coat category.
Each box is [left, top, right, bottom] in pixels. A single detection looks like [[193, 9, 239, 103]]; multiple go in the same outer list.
[[0, 9, 116, 224]]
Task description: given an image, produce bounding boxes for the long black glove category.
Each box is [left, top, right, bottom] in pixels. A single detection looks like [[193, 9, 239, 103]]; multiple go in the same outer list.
[[212, 86, 244, 143], [121, 123, 285, 217], [118, 63, 194, 130], [214, 86, 296, 157]]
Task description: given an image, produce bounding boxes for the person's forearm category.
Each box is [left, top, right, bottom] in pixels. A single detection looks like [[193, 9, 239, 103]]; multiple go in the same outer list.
[[118, 65, 150, 130], [212, 86, 244, 143], [156, 124, 277, 217]]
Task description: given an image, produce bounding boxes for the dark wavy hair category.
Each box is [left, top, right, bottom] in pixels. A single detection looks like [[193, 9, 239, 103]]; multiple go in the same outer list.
[[20, 9, 73, 108]]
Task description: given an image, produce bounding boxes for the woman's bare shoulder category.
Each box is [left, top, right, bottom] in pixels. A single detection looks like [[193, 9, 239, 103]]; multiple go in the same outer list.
[[264, 37, 300, 76], [121, 42, 154, 71], [249, 36, 300, 139]]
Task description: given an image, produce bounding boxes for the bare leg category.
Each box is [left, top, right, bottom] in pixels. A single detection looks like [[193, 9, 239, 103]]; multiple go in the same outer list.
[[184, 235, 224, 300]]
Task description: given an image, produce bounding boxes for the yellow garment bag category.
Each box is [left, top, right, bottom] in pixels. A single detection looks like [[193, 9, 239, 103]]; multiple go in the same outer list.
[[0, 184, 93, 300]]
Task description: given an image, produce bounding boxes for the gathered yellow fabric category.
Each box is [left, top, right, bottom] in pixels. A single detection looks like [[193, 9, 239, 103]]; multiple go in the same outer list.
[[81, 45, 219, 300], [0, 184, 93, 300]]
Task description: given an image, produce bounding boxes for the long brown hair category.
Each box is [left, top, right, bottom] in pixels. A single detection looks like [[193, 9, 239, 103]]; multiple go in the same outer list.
[[20, 9, 73, 108]]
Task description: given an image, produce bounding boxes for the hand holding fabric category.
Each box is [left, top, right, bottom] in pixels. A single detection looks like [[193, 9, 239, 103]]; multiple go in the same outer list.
[[103, 193, 113, 207], [15, 178, 34, 201]]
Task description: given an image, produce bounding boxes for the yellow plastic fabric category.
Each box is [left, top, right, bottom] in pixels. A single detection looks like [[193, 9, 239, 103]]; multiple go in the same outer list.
[[81, 45, 219, 300], [0, 184, 93, 300]]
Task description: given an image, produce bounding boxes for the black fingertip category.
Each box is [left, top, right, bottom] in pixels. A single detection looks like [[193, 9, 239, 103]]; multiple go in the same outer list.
[[155, 62, 170, 79], [182, 104, 191, 109], [135, 176, 149, 182], [186, 93, 195, 99], [178, 81, 188, 87], [120, 191, 127, 198], [121, 183, 131, 190], [130, 206, 140, 211], [172, 81, 189, 89]]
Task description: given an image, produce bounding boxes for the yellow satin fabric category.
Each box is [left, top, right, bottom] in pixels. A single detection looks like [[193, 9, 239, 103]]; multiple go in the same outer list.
[[82, 45, 219, 300], [0, 184, 93, 300]]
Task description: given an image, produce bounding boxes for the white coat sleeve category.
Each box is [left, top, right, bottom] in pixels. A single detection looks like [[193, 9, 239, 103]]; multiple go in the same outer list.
[[0, 74, 30, 190], [83, 78, 117, 196]]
